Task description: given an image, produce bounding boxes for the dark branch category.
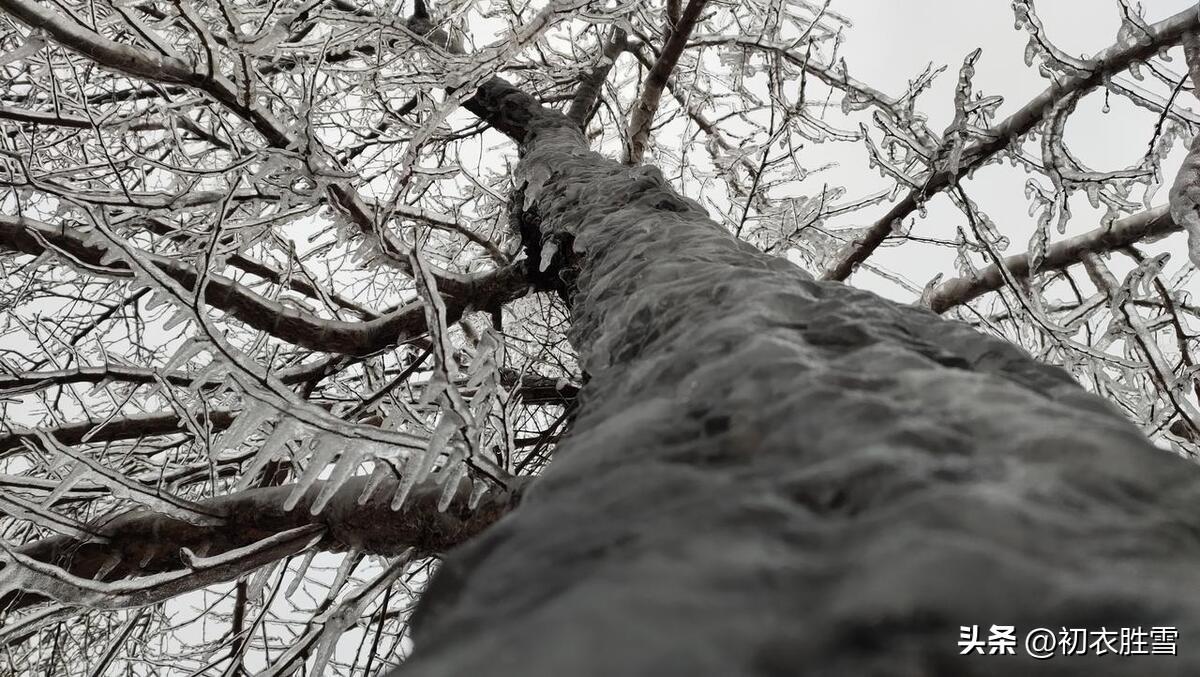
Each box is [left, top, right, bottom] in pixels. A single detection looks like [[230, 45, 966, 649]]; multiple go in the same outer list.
[[624, 0, 708, 165], [1, 474, 526, 612], [0, 215, 528, 357]]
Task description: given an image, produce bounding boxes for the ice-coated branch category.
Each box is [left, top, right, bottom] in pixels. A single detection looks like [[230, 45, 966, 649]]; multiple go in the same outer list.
[[1083, 252, 1200, 433], [623, 0, 708, 165], [133, 217, 382, 319], [823, 3, 1200, 282], [1169, 26, 1200, 268], [0, 0, 492, 286], [0, 474, 525, 612], [0, 409, 239, 455], [0, 105, 90, 128], [0, 216, 528, 357], [0, 0, 202, 86], [924, 205, 1179, 313], [566, 26, 627, 128], [0, 370, 578, 454], [624, 39, 760, 185], [689, 35, 904, 117], [0, 358, 349, 396]]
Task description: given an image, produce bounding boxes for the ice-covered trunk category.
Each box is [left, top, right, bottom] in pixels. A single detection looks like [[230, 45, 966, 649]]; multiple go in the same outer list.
[[396, 119, 1200, 674]]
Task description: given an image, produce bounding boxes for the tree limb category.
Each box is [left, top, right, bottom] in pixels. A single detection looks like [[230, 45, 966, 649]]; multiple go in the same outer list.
[[1169, 26, 1200, 268], [1, 474, 525, 612], [566, 26, 627, 128], [925, 205, 1179, 313], [0, 372, 577, 453], [0, 215, 528, 357], [0, 0, 486, 289], [824, 4, 1200, 281], [0, 409, 239, 454], [623, 0, 708, 165]]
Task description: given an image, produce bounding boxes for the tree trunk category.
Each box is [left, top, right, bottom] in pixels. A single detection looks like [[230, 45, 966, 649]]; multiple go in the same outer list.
[[394, 77, 1200, 676]]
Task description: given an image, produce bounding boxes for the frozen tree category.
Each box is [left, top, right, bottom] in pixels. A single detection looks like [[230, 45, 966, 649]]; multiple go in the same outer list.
[[1, 0, 1200, 674]]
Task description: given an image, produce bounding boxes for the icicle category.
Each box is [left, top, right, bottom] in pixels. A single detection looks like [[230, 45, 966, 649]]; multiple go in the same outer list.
[[283, 435, 341, 511], [390, 420, 448, 512], [215, 403, 274, 460], [310, 446, 363, 515], [357, 463, 394, 506], [285, 549, 318, 598], [468, 478, 489, 510], [93, 552, 122, 581], [246, 559, 279, 602], [539, 238, 559, 273], [324, 552, 361, 605], [40, 463, 92, 507], [233, 420, 297, 492], [162, 310, 191, 332], [437, 462, 468, 513], [165, 338, 207, 371]]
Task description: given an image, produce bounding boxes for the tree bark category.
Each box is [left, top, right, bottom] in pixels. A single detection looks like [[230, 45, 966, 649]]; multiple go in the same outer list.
[[391, 39, 1200, 677]]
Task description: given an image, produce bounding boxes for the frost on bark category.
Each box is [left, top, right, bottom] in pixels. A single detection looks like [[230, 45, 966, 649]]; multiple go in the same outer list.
[[395, 76, 1200, 675]]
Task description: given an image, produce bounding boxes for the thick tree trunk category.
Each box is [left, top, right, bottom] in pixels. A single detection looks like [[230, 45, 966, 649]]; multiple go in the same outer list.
[[394, 78, 1200, 675]]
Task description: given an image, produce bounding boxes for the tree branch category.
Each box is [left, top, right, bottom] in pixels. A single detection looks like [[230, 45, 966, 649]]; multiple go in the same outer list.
[[0, 409, 239, 454], [924, 205, 1179, 313], [1169, 26, 1200, 268], [0, 105, 90, 128], [824, 4, 1200, 281], [623, 0, 708, 165], [0, 215, 528, 357], [0, 372, 577, 453], [566, 26, 627, 128], [1, 474, 525, 612], [0, 0, 489, 288]]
